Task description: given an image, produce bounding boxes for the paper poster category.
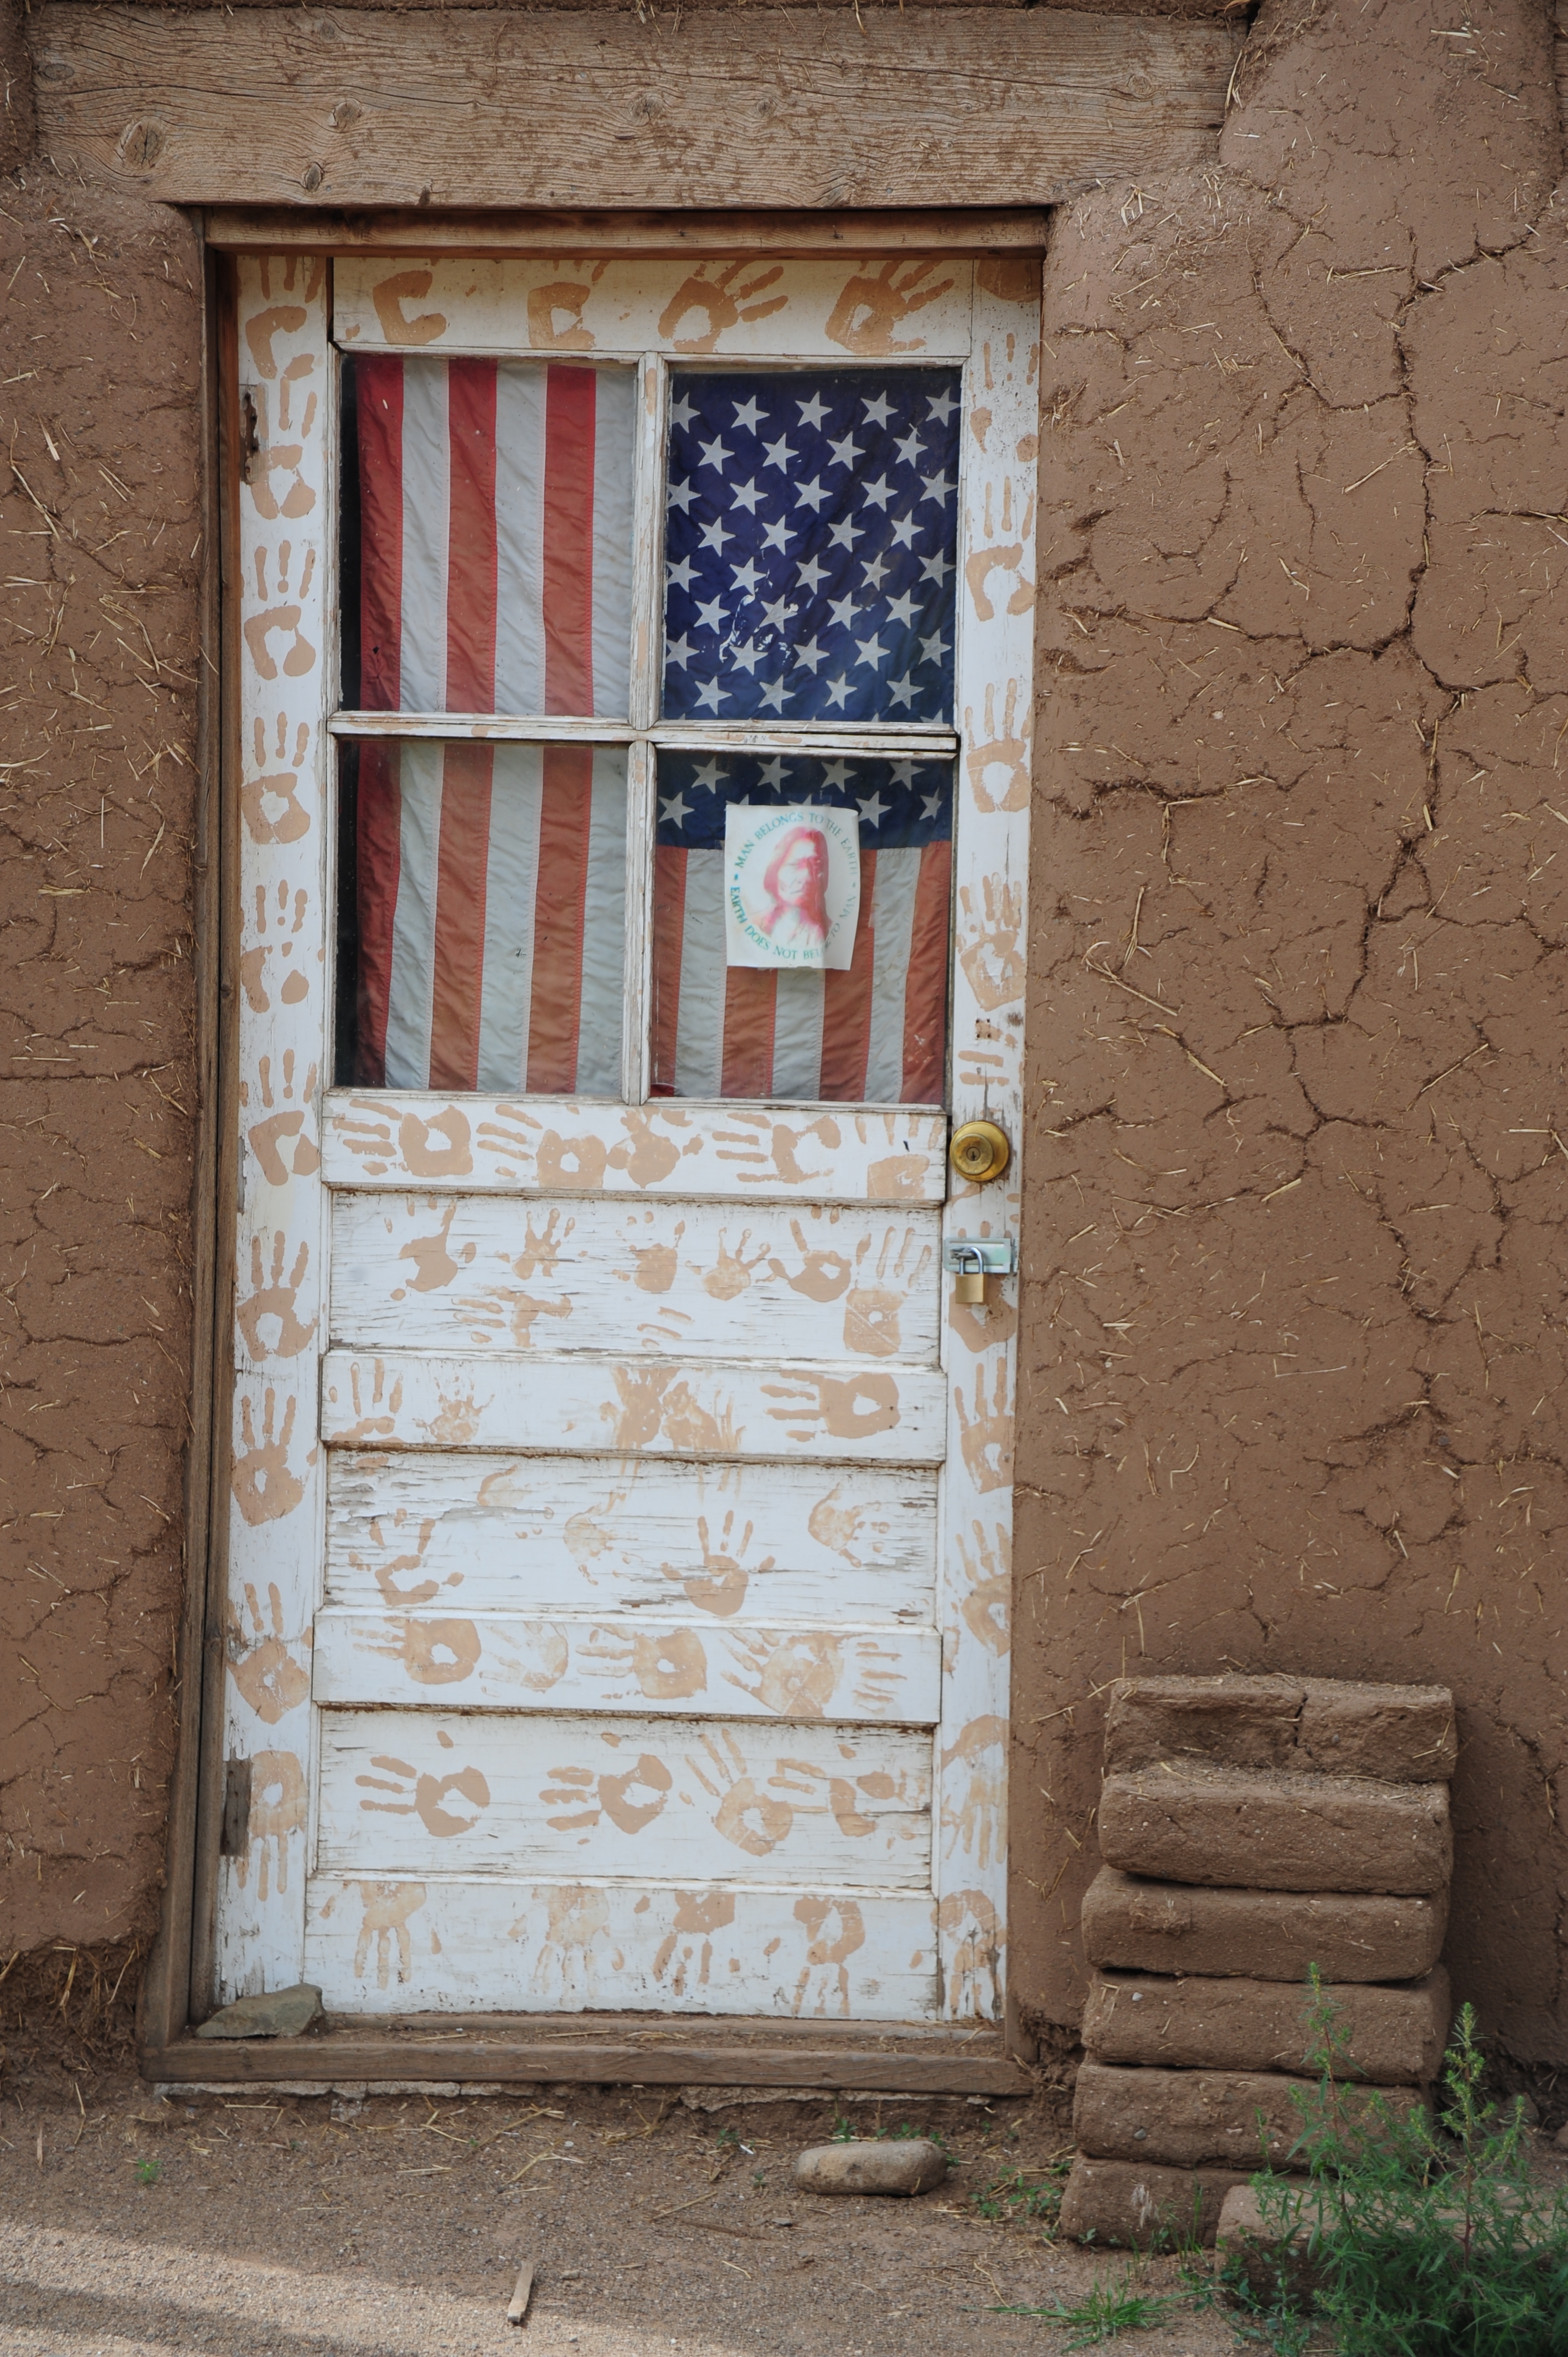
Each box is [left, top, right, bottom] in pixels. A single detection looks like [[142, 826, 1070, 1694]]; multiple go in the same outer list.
[[723, 805, 860, 971]]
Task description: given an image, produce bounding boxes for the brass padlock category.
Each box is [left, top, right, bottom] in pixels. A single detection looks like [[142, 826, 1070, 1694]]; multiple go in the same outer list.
[[949, 1119, 1010, 1186], [952, 1247, 988, 1306]]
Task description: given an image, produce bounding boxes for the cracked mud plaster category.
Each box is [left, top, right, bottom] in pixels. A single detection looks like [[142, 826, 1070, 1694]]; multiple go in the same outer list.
[[0, 174, 202, 1951], [1015, 0, 1568, 2060]]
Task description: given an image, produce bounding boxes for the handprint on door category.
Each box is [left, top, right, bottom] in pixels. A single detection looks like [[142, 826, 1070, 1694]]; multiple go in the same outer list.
[[226, 1581, 310, 1724], [540, 1751, 673, 1840], [356, 1729, 490, 1837]]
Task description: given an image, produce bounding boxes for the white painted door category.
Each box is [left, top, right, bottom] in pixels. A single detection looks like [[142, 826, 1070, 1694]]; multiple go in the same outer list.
[[217, 250, 1036, 2026]]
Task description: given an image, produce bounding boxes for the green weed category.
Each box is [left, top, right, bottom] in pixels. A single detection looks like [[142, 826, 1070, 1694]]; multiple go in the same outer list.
[[993, 2270, 1176, 2348], [1239, 1977, 1568, 2356], [969, 2157, 1072, 2228], [133, 2157, 161, 2187]]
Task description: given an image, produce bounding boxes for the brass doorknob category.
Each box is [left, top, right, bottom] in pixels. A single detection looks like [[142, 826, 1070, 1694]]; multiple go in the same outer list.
[[949, 1120, 1010, 1185]]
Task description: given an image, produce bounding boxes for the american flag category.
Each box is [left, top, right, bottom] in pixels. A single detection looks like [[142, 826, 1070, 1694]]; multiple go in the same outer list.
[[652, 753, 952, 1104], [351, 354, 633, 716], [349, 356, 633, 1092], [662, 369, 961, 725]]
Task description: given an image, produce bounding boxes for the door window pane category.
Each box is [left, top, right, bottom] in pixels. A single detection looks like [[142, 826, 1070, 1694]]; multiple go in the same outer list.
[[662, 369, 961, 725], [341, 739, 626, 1094], [342, 357, 635, 718], [651, 753, 951, 1104]]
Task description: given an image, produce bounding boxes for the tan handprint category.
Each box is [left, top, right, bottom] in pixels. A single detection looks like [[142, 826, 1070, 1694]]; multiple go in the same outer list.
[[232, 1386, 308, 1526], [865, 1149, 941, 1203], [807, 1483, 890, 1567], [235, 1748, 305, 1898], [239, 878, 312, 1015], [713, 1114, 839, 1187], [701, 1227, 769, 1301], [525, 1885, 615, 2005], [332, 1357, 404, 1444], [956, 1518, 1010, 1658], [491, 1622, 569, 1695], [510, 1207, 575, 1282], [526, 270, 607, 352], [357, 1731, 490, 1837], [942, 1714, 1007, 1871], [625, 1216, 684, 1295], [769, 1753, 922, 1845], [958, 877, 1025, 1012], [963, 679, 1030, 815], [948, 1258, 1018, 1355], [244, 303, 306, 379], [241, 715, 313, 845], [686, 1730, 793, 1859], [540, 1751, 672, 1836], [843, 1226, 933, 1358], [348, 1506, 452, 1607], [763, 1369, 901, 1444], [605, 1367, 737, 1454], [365, 1615, 481, 1687], [536, 1128, 610, 1188], [723, 1629, 842, 1720], [606, 1107, 685, 1188], [824, 259, 957, 356], [246, 1052, 319, 1184], [953, 1362, 1013, 1493], [656, 261, 788, 353], [939, 1887, 1002, 2019], [791, 1894, 866, 2018], [319, 1879, 427, 1989], [562, 1488, 626, 1586], [236, 1232, 316, 1362], [661, 1511, 773, 1618], [770, 1216, 852, 1302], [653, 1888, 737, 1994], [227, 1581, 310, 1724], [398, 1106, 473, 1179], [370, 269, 448, 347], [420, 1379, 491, 1447], [581, 1624, 708, 1702], [397, 1200, 476, 1293], [243, 601, 318, 682], [329, 1097, 395, 1177]]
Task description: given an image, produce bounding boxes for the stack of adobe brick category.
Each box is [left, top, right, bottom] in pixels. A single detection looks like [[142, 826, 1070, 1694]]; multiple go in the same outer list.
[[1059, 1674, 1457, 2248]]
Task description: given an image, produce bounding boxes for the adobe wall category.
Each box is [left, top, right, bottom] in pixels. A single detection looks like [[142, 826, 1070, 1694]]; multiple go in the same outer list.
[[0, 47, 203, 1970], [1015, 0, 1568, 2060]]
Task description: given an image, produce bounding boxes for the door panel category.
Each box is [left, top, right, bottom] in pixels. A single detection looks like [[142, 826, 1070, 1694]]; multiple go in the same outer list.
[[323, 1451, 938, 1620], [305, 1877, 940, 2019], [329, 1193, 942, 1359], [322, 1093, 950, 1201], [312, 1610, 942, 1721], [316, 1710, 932, 1883], [322, 1348, 949, 1461]]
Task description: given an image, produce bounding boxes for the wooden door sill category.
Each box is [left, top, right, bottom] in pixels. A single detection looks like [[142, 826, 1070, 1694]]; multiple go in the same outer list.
[[142, 2011, 1032, 2095]]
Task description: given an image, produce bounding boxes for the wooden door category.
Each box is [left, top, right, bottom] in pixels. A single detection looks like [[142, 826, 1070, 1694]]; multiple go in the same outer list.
[[216, 251, 1036, 2027]]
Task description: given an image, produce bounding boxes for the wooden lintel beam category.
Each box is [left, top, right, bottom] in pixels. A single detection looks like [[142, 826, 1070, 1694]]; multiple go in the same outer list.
[[33, 5, 1240, 214], [143, 2029, 1033, 2096], [201, 204, 1051, 256]]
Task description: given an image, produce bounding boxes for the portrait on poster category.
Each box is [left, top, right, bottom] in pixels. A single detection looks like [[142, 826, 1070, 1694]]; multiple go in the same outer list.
[[723, 805, 860, 971]]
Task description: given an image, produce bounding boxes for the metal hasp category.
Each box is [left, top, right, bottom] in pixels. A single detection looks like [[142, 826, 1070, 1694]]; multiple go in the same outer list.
[[949, 1119, 1010, 1185], [943, 1237, 1018, 1305]]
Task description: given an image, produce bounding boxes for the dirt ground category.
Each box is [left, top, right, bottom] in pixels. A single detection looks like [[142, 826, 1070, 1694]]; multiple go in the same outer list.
[[0, 2054, 1245, 2357]]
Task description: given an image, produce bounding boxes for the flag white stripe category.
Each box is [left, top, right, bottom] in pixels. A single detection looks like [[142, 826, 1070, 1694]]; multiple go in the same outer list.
[[575, 749, 630, 1096], [384, 740, 444, 1087], [770, 971, 827, 1100], [475, 744, 544, 1091], [674, 850, 726, 1097], [492, 366, 547, 716], [864, 847, 924, 1103], [398, 364, 450, 711], [590, 369, 636, 719]]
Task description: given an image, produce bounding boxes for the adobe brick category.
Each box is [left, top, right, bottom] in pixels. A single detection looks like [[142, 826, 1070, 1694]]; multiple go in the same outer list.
[[1080, 1867, 1447, 1982], [1098, 1765, 1452, 1895]]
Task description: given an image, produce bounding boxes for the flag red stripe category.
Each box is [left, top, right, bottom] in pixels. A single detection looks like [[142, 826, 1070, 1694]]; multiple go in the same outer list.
[[650, 843, 688, 1094], [543, 368, 596, 714], [819, 850, 878, 1100], [354, 742, 402, 1085], [445, 359, 498, 712], [428, 740, 493, 1090], [720, 969, 777, 1099], [902, 840, 951, 1104], [357, 356, 405, 711], [527, 744, 594, 1090]]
